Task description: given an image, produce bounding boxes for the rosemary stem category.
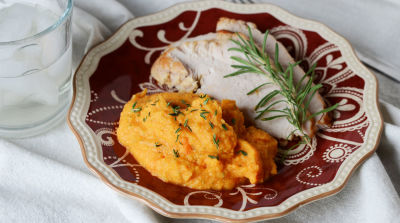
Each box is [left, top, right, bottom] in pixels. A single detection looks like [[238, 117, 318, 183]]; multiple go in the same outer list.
[[226, 27, 337, 158]]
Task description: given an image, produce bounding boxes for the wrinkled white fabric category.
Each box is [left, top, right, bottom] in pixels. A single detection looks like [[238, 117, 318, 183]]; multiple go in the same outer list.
[[1, 0, 400, 222]]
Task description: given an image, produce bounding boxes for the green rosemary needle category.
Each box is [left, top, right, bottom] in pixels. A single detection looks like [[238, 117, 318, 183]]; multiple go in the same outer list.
[[173, 149, 180, 158], [221, 123, 228, 131], [212, 134, 219, 149], [200, 111, 210, 120], [203, 97, 210, 105], [208, 155, 219, 160], [238, 150, 248, 156], [209, 121, 214, 129]]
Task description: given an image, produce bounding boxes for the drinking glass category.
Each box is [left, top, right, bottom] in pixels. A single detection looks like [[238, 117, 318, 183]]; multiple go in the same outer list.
[[0, 0, 73, 138]]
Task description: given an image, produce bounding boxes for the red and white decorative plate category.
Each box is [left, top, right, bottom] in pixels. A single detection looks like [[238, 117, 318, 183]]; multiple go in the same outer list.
[[68, 1, 383, 222]]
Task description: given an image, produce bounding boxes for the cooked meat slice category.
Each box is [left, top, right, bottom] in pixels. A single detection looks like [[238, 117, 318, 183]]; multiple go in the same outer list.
[[150, 31, 315, 139], [151, 33, 217, 92], [216, 17, 331, 127]]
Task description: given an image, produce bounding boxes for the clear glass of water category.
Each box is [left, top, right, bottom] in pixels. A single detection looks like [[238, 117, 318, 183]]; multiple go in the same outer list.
[[0, 0, 73, 138]]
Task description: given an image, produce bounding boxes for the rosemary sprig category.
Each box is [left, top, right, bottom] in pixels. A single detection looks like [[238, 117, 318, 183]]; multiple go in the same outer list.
[[225, 27, 338, 147]]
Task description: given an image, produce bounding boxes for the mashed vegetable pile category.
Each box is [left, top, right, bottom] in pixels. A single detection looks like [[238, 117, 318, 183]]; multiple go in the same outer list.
[[117, 90, 277, 190]]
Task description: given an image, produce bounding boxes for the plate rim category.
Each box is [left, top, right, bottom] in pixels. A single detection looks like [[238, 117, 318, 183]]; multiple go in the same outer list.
[[67, 1, 383, 222]]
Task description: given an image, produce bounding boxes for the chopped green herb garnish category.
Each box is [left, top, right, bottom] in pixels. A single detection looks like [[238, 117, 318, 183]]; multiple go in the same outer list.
[[142, 112, 150, 122], [231, 118, 236, 124], [176, 133, 181, 142], [169, 105, 182, 117], [199, 94, 206, 98], [203, 98, 209, 105], [166, 102, 171, 107], [173, 149, 180, 158], [212, 134, 219, 149], [175, 127, 181, 134], [208, 155, 219, 160], [214, 110, 217, 116], [190, 109, 199, 113], [173, 105, 180, 112], [181, 99, 190, 107], [131, 102, 141, 112], [200, 111, 210, 120], [222, 124, 228, 131], [131, 102, 137, 110], [184, 119, 192, 132], [154, 142, 162, 147], [168, 105, 182, 117], [151, 99, 159, 106], [132, 107, 142, 113], [238, 150, 248, 156], [209, 121, 214, 129]]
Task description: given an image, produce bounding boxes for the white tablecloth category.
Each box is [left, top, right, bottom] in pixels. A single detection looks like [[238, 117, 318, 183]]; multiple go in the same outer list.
[[1, 0, 400, 222]]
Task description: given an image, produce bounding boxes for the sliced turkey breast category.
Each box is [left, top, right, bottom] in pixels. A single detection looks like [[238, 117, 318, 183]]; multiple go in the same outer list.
[[216, 17, 331, 127], [150, 31, 315, 139]]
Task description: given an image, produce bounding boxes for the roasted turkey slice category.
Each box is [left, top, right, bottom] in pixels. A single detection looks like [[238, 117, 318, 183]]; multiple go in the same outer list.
[[150, 30, 317, 139], [216, 17, 330, 127]]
